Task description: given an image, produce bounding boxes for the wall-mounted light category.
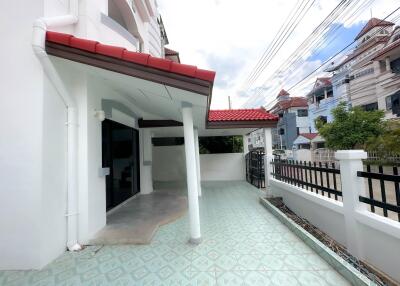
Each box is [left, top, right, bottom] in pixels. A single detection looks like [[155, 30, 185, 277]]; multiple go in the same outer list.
[[94, 110, 106, 122]]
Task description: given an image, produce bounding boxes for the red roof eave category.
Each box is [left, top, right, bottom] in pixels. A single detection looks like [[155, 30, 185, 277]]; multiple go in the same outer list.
[[46, 31, 216, 83]]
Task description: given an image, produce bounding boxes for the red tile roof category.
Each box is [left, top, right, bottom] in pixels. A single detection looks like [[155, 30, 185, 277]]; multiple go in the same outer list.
[[316, 77, 331, 85], [46, 31, 215, 83], [299, 133, 318, 140], [208, 109, 278, 122], [355, 18, 394, 40], [277, 89, 290, 97], [270, 97, 308, 113]]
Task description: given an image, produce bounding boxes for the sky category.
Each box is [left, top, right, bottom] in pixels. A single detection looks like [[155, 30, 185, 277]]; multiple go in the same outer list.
[[158, 0, 399, 110]]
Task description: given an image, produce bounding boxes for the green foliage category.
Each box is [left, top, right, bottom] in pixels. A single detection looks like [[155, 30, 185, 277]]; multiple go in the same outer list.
[[366, 120, 400, 155], [315, 102, 386, 150], [199, 136, 243, 154]]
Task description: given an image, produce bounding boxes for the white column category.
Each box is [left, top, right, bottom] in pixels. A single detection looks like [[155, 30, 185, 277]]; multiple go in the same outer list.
[[335, 150, 367, 260], [263, 128, 274, 194], [182, 103, 201, 244], [243, 134, 249, 154], [140, 129, 153, 195], [385, 57, 391, 72], [194, 128, 202, 197]]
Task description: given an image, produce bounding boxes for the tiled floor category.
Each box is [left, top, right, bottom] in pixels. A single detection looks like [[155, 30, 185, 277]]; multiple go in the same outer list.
[[0, 181, 350, 286]]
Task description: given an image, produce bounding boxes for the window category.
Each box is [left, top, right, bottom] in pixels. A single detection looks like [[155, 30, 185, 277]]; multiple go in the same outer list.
[[317, 116, 327, 124], [388, 91, 400, 116], [279, 128, 285, 135], [390, 58, 400, 74], [386, 95, 392, 110], [297, 109, 308, 117], [361, 102, 378, 112]]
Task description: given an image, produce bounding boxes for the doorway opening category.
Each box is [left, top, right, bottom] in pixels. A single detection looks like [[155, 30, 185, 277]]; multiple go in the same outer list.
[[102, 119, 140, 211]]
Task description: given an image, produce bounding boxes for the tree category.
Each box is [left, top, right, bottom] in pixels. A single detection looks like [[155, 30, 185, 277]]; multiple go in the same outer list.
[[315, 102, 385, 150], [366, 120, 400, 155]]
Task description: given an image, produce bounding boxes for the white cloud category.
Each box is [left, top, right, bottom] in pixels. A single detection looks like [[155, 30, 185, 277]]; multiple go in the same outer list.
[[158, 0, 399, 109]]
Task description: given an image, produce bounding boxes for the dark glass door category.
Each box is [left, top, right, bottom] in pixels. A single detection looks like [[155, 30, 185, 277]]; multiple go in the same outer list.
[[102, 119, 140, 211]]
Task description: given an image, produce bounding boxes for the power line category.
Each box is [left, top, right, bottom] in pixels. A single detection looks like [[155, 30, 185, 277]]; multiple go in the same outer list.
[[243, 0, 379, 107], [287, 7, 400, 92], [241, 0, 316, 91]]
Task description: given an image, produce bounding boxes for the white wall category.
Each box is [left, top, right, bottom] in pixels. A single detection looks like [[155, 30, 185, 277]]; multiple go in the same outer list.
[[153, 145, 187, 182], [200, 153, 246, 181], [152, 145, 247, 183], [0, 0, 51, 269], [270, 178, 400, 282]]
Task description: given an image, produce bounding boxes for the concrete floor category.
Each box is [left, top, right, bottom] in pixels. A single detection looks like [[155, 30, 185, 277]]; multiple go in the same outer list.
[[90, 187, 187, 245], [0, 181, 351, 286]]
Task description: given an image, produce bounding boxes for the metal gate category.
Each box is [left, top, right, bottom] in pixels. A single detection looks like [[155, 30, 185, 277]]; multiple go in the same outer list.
[[245, 150, 265, 188]]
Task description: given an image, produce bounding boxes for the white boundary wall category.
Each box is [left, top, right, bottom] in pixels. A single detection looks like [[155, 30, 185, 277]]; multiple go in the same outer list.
[[269, 150, 400, 282], [152, 145, 246, 182]]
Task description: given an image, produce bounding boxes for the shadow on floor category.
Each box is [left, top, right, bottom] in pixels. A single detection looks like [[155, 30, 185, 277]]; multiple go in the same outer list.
[[89, 187, 187, 245]]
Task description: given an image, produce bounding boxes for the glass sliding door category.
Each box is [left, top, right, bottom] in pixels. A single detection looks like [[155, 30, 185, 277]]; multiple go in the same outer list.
[[102, 119, 140, 211]]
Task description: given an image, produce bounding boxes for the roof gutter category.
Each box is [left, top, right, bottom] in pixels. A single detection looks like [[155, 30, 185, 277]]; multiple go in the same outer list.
[[32, 1, 82, 252]]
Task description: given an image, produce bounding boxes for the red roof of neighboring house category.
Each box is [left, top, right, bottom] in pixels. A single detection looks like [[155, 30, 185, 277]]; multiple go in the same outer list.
[[208, 108, 278, 122], [277, 89, 290, 97], [46, 31, 215, 83], [165, 47, 179, 56], [355, 18, 394, 40], [270, 97, 308, 113], [299, 133, 318, 140], [317, 77, 331, 85]]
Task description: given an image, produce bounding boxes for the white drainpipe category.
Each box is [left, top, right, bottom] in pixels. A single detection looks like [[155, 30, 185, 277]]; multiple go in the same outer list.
[[32, 0, 82, 252]]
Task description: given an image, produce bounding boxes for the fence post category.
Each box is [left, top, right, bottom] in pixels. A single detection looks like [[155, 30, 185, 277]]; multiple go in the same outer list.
[[263, 128, 273, 196], [335, 150, 367, 260]]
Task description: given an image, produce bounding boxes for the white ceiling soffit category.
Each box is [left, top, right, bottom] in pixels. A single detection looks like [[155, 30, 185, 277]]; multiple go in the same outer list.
[[54, 57, 209, 124]]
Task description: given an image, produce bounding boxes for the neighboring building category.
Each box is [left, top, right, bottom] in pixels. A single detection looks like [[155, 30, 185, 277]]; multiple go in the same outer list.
[[269, 90, 309, 149], [306, 77, 338, 132], [329, 18, 400, 119]]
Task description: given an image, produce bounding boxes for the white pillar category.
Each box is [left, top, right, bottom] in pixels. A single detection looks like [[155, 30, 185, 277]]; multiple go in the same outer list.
[[182, 103, 201, 244], [263, 128, 273, 194], [140, 129, 153, 195], [385, 57, 391, 72], [194, 128, 202, 197], [243, 134, 249, 154], [335, 150, 367, 259]]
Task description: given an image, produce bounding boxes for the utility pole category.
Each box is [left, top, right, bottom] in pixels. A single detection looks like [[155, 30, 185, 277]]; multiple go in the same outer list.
[[228, 96, 232, 109]]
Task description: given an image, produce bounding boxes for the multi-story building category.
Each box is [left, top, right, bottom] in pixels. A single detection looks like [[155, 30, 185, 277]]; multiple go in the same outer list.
[[329, 18, 400, 119], [269, 90, 309, 149], [306, 77, 338, 132]]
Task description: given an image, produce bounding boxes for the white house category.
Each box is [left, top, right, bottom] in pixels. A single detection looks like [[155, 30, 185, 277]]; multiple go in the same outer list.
[[0, 0, 278, 270]]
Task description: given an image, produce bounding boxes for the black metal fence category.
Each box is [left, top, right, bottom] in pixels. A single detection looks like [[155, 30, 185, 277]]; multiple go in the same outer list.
[[358, 165, 400, 221], [245, 150, 265, 188], [270, 159, 342, 201]]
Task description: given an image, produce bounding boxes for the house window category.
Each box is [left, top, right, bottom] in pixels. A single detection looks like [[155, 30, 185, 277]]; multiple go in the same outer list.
[[297, 109, 308, 117], [389, 91, 400, 116], [386, 95, 392, 110], [279, 128, 285, 135], [317, 116, 327, 124], [390, 57, 400, 74], [361, 102, 378, 111]]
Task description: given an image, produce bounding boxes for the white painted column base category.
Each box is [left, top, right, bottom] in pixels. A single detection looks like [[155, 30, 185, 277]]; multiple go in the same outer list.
[[182, 103, 201, 244]]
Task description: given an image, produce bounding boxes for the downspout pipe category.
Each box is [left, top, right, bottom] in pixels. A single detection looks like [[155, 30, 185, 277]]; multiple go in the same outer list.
[[32, 1, 82, 252]]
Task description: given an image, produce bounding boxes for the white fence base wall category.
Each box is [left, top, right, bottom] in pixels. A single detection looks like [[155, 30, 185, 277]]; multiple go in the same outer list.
[[152, 145, 246, 182], [270, 179, 347, 246], [270, 178, 400, 282]]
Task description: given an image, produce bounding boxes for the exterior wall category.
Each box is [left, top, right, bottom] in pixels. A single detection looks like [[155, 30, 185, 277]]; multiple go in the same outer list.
[[271, 180, 346, 245], [200, 154, 246, 181], [152, 145, 246, 183], [0, 0, 55, 269]]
